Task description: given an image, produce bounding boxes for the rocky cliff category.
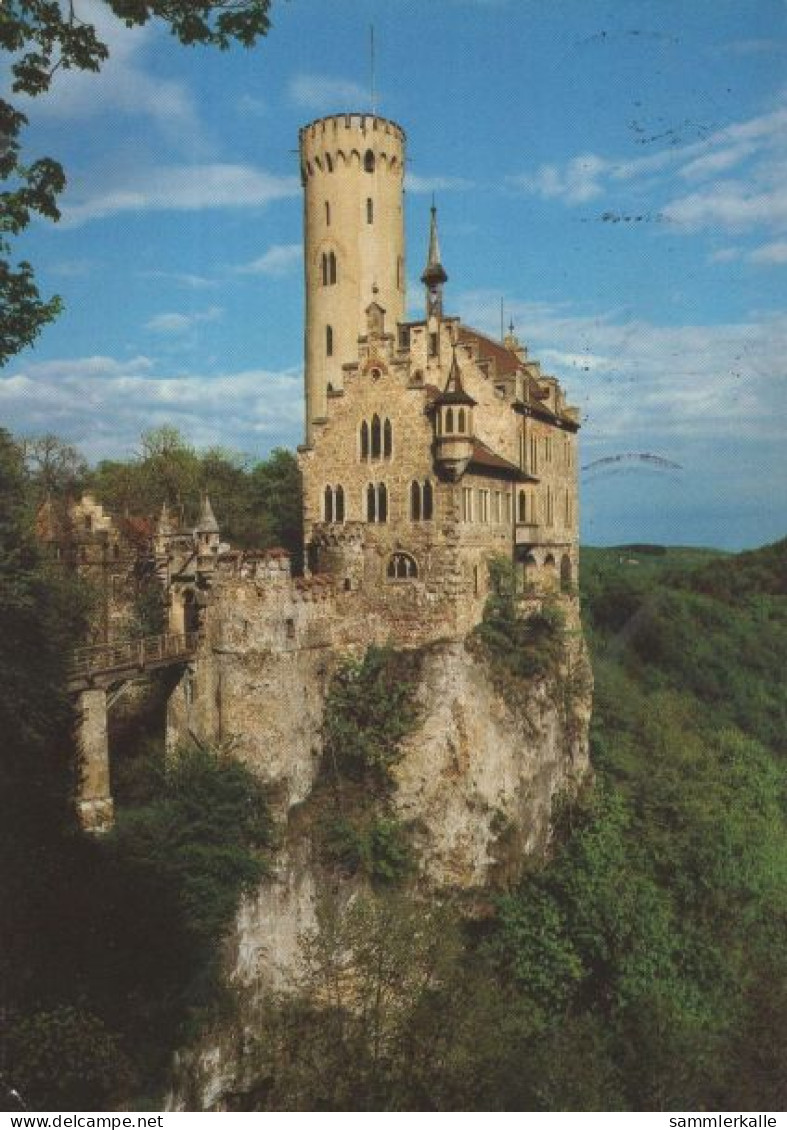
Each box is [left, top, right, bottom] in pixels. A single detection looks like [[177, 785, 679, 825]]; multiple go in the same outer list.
[[165, 585, 591, 1109]]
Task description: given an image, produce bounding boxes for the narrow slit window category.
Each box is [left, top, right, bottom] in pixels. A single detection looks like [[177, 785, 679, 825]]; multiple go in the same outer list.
[[326, 325, 333, 356], [367, 197, 374, 224]]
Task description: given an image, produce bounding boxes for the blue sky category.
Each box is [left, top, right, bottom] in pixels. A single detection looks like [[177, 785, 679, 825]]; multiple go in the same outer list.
[[3, 0, 787, 548]]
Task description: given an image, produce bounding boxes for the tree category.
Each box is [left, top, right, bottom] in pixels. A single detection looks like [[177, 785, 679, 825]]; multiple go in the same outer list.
[[0, 1, 273, 365]]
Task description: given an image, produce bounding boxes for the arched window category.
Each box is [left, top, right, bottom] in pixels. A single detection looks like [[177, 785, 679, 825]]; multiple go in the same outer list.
[[423, 479, 434, 520], [364, 149, 375, 173], [377, 482, 388, 523], [324, 485, 334, 523], [328, 251, 337, 284], [383, 418, 392, 458], [360, 420, 370, 459], [326, 325, 333, 356], [366, 483, 376, 522], [321, 253, 328, 286], [518, 490, 527, 523], [325, 200, 330, 225], [458, 408, 466, 432], [335, 485, 345, 523], [410, 480, 421, 521], [371, 414, 381, 458], [446, 408, 454, 433], [367, 197, 374, 224], [387, 553, 418, 580]]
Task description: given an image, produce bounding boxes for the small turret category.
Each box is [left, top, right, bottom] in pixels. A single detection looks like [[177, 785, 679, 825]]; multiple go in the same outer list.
[[421, 203, 448, 319], [433, 348, 476, 481], [194, 494, 220, 558]]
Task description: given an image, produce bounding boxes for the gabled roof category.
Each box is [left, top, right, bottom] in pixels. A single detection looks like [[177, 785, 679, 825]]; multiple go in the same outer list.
[[457, 325, 522, 378], [468, 438, 537, 482]]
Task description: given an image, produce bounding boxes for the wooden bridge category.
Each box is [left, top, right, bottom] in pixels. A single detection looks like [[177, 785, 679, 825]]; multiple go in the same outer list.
[[68, 631, 200, 693]]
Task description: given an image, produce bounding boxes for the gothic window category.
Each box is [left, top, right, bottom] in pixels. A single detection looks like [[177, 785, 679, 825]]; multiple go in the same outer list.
[[325, 200, 331, 225], [461, 487, 473, 522], [423, 480, 434, 520], [387, 552, 418, 580], [326, 325, 333, 356], [478, 489, 489, 523], [364, 149, 375, 173], [329, 251, 337, 284], [383, 418, 392, 458], [518, 490, 527, 523], [429, 332, 438, 357], [371, 414, 382, 458], [324, 485, 334, 523], [366, 482, 376, 522], [366, 197, 374, 224], [360, 420, 370, 459], [410, 480, 421, 521], [336, 485, 345, 523], [445, 407, 454, 433], [377, 482, 388, 523], [458, 408, 466, 433]]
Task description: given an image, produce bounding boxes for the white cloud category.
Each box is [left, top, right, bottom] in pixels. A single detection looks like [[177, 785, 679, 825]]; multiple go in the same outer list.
[[749, 239, 787, 263], [288, 74, 370, 113], [405, 174, 474, 194], [0, 355, 303, 462], [61, 164, 299, 226], [12, 0, 203, 146], [511, 155, 609, 204], [236, 244, 303, 276], [509, 98, 787, 243], [708, 247, 742, 263], [457, 289, 787, 453], [145, 307, 224, 334]]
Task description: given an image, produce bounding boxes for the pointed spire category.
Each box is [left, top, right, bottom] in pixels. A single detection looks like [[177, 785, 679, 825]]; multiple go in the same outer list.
[[421, 203, 448, 287], [195, 493, 219, 534], [421, 202, 447, 318]]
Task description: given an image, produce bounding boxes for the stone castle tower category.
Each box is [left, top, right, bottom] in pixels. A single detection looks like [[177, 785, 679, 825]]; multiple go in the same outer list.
[[300, 114, 406, 439], [296, 110, 581, 628]]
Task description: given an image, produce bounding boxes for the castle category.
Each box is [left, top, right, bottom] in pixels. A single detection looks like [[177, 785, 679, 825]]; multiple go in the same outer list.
[[57, 111, 585, 835], [297, 113, 580, 621]]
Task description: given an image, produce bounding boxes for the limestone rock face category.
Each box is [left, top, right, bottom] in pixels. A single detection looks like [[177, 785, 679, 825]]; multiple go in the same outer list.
[[393, 635, 590, 889], [166, 610, 591, 1110]]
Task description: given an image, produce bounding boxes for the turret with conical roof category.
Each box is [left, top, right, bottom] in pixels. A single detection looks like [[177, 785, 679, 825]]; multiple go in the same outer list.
[[421, 203, 448, 318], [194, 494, 220, 559], [433, 347, 475, 480]]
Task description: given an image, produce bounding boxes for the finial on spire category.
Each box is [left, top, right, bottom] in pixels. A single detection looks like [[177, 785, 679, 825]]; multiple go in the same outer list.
[[421, 202, 447, 319]]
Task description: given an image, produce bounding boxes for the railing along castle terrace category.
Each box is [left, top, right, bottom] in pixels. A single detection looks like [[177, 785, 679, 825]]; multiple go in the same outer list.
[[68, 632, 200, 692]]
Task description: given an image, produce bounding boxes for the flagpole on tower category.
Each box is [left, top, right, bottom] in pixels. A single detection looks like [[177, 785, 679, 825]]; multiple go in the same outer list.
[[370, 25, 376, 114]]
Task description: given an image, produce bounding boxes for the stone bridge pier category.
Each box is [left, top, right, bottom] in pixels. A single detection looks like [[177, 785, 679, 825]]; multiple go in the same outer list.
[[75, 687, 114, 833]]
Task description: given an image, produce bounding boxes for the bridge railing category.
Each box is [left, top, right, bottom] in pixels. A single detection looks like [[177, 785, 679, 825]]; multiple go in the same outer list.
[[70, 631, 200, 683]]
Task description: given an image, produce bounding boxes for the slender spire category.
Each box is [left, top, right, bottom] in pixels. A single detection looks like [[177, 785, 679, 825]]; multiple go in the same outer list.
[[421, 202, 447, 318], [195, 493, 219, 534]]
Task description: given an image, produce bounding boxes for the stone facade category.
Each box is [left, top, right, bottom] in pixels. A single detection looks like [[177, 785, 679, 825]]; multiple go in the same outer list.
[[298, 113, 580, 612]]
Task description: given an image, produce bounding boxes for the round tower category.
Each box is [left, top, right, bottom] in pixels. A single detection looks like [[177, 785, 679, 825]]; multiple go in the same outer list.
[[299, 113, 406, 442]]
